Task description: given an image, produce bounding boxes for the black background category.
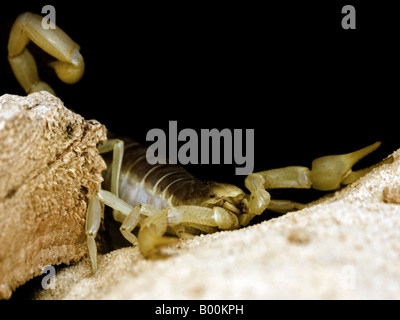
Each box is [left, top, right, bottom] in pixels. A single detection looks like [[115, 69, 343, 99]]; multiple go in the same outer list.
[[1, 1, 399, 190]]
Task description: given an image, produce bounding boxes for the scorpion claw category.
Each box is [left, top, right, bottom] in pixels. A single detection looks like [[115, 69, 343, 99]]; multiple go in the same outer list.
[[311, 141, 381, 191]]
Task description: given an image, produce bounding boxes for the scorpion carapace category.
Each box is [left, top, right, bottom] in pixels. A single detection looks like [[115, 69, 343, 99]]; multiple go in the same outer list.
[[7, 11, 384, 273]]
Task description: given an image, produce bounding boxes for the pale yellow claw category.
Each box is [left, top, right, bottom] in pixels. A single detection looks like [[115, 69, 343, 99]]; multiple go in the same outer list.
[[243, 141, 381, 215], [311, 141, 381, 191]]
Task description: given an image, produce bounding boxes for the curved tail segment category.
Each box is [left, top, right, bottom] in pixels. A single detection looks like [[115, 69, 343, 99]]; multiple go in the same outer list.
[[8, 12, 84, 95]]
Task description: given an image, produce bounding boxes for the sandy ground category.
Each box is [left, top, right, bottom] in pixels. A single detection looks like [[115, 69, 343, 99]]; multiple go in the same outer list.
[[29, 148, 400, 300]]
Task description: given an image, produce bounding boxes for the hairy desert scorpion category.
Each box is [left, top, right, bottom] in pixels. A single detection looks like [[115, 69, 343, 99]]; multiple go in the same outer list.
[[8, 12, 383, 273]]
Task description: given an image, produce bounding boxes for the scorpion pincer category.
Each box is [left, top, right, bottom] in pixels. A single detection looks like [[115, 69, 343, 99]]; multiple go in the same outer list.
[[7, 11, 383, 273]]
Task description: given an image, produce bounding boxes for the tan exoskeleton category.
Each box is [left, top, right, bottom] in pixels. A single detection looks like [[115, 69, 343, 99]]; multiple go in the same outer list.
[[8, 12, 382, 273]]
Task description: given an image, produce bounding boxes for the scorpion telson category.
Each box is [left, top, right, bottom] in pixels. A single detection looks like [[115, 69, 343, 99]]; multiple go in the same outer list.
[[8, 12, 384, 274]]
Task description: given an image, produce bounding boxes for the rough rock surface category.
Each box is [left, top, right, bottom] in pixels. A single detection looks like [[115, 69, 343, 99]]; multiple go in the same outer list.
[[0, 92, 106, 299], [33, 147, 400, 300]]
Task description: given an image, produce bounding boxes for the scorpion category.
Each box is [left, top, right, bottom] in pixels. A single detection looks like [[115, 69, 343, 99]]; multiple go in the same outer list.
[[8, 12, 382, 273]]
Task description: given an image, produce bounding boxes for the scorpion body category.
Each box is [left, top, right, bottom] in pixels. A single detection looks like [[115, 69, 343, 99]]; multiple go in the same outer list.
[[96, 135, 382, 263], [101, 136, 250, 242], [107, 137, 224, 210], [7, 11, 384, 273]]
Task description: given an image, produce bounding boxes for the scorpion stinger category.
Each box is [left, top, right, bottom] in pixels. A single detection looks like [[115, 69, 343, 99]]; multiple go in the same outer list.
[[8, 12, 84, 95]]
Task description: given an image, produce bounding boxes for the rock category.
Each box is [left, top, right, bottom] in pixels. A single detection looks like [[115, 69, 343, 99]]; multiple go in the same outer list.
[[0, 92, 106, 299], [32, 145, 400, 299]]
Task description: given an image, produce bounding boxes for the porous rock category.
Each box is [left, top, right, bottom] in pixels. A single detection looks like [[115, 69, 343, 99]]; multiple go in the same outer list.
[[0, 91, 106, 299]]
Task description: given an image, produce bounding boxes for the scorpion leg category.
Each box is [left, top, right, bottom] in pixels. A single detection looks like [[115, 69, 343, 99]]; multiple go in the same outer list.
[[134, 205, 239, 257], [98, 139, 125, 222], [119, 204, 161, 246], [85, 194, 102, 273], [138, 209, 179, 258], [171, 223, 218, 240], [169, 225, 197, 240], [97, 139, 124, 196], [8, 12, 84, 94], [267, 199, 307, 214], [86, 190, 134, 273]]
